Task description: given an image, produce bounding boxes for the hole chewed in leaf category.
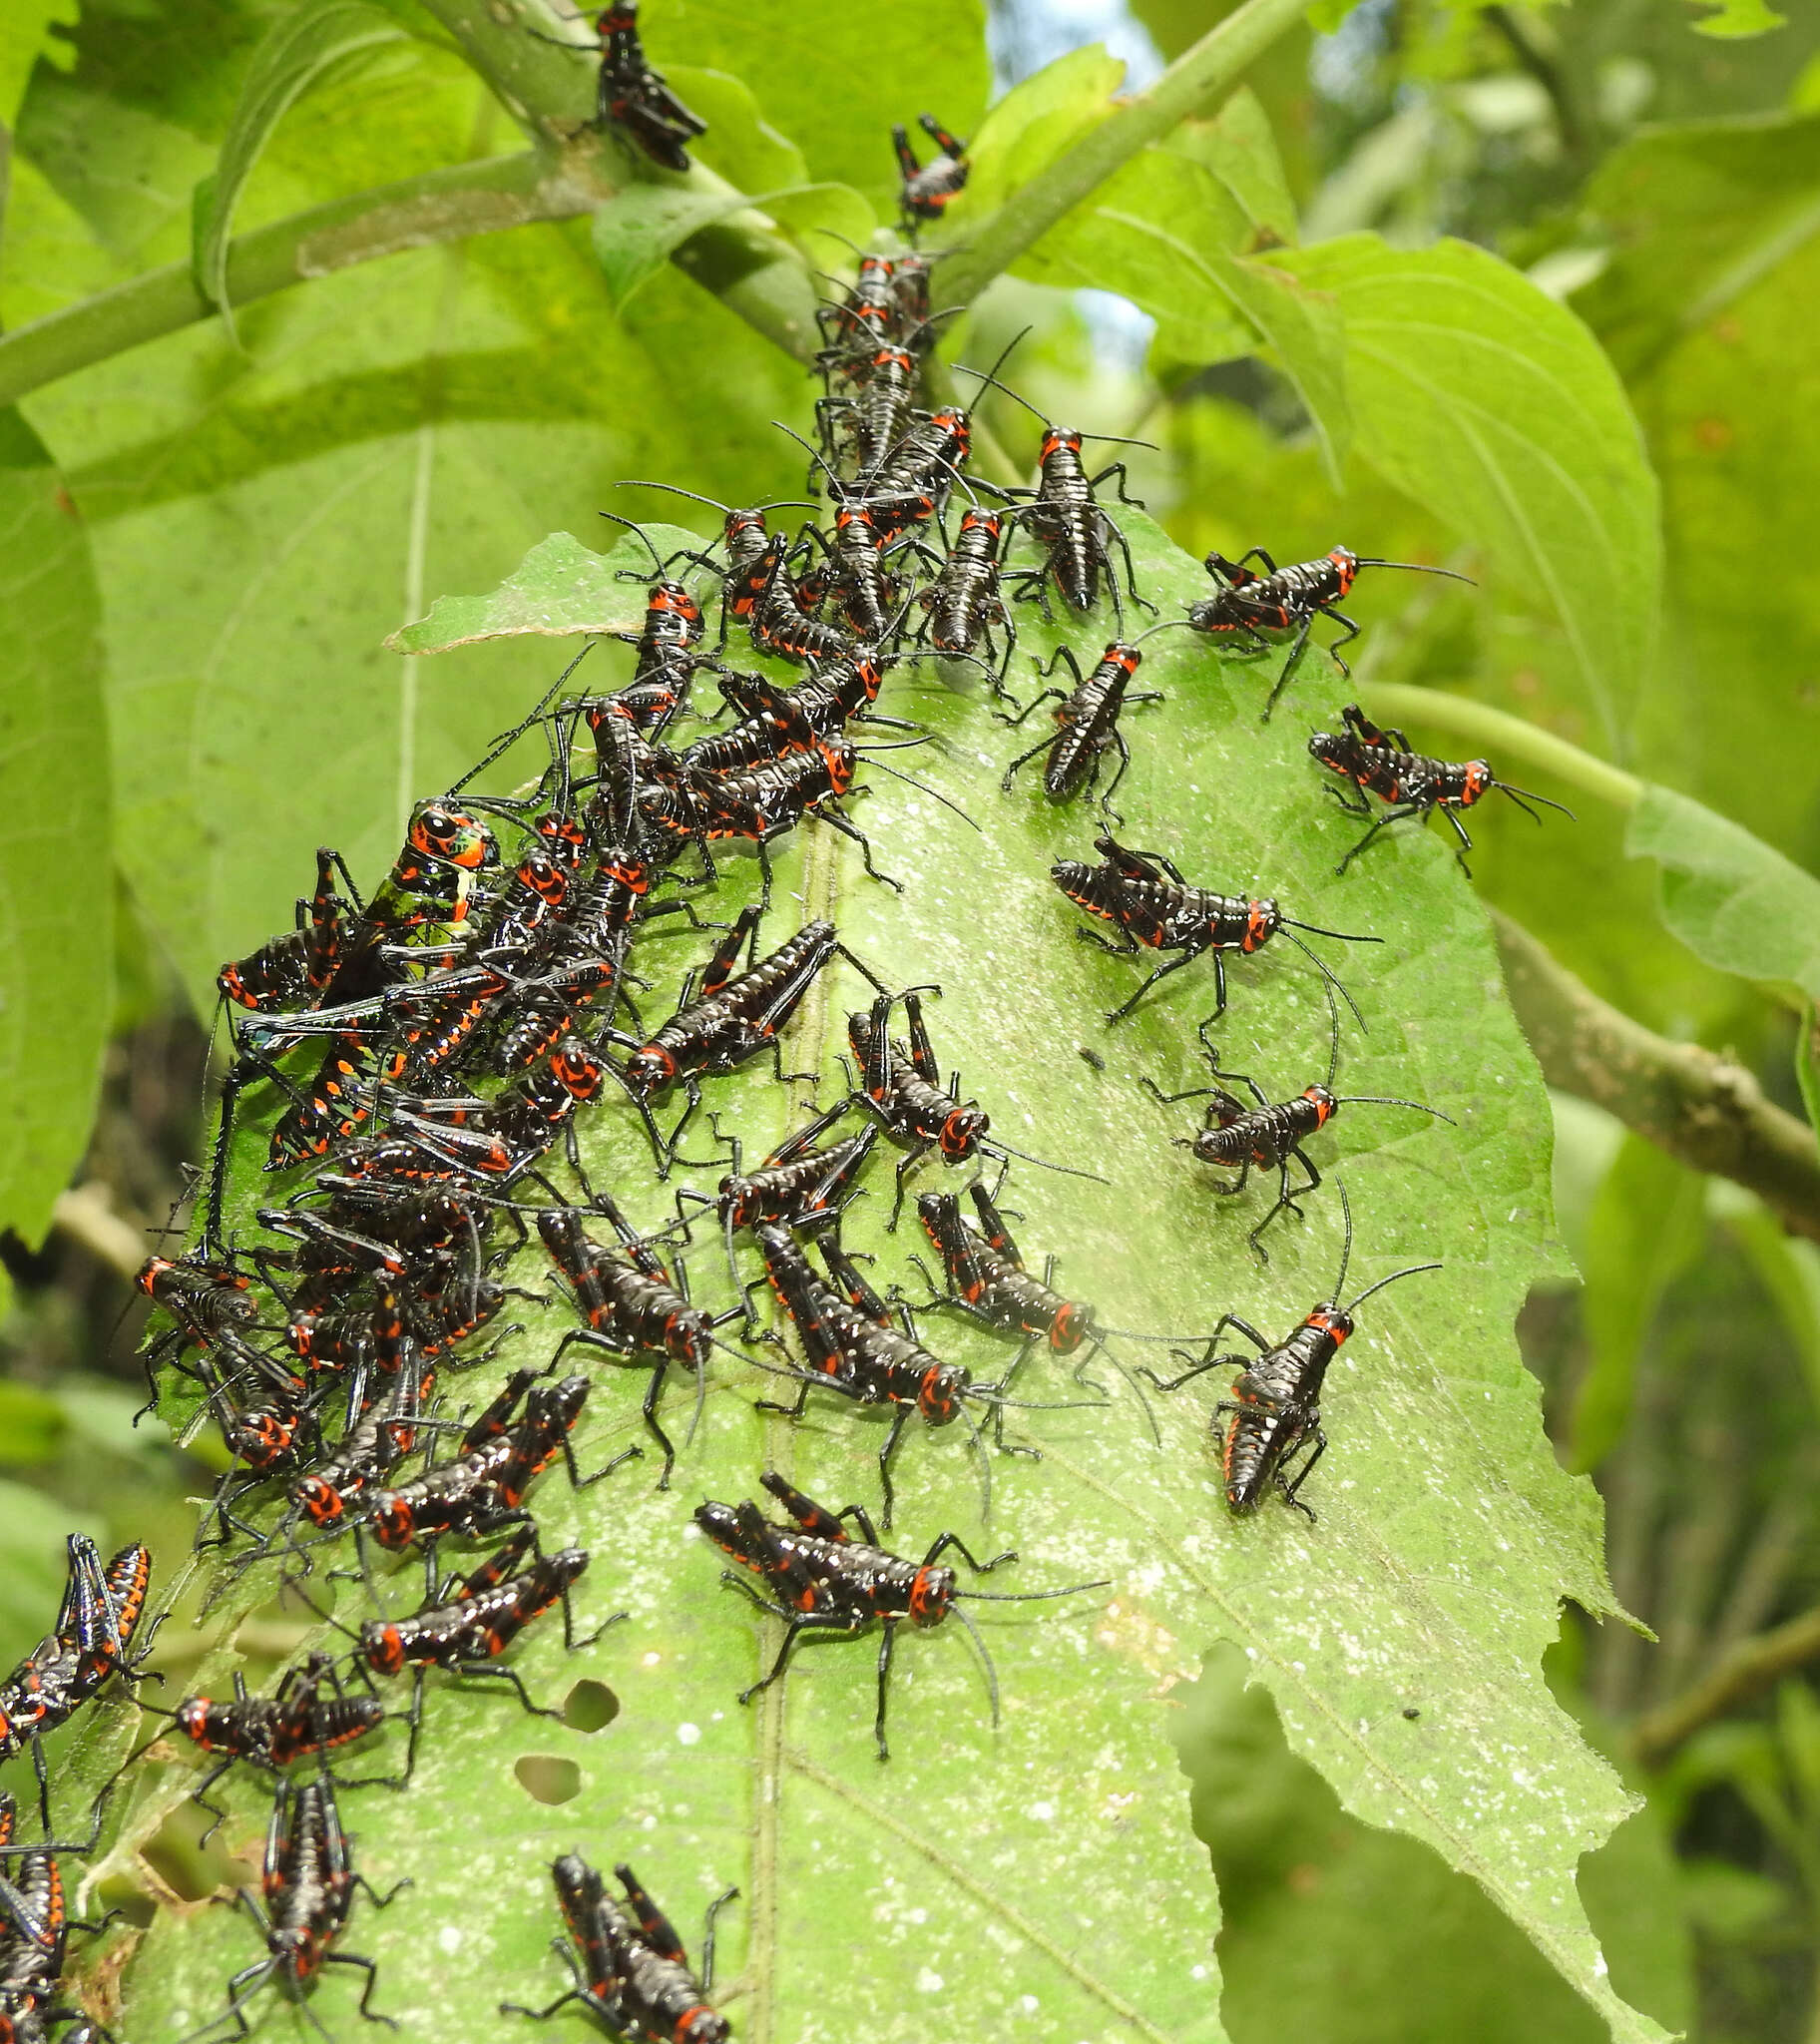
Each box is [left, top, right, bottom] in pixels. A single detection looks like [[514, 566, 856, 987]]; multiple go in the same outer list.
[[138, 1798, 247, 1903], [562, 1679, 621, 1733], [514, 1755, 583, 1805]]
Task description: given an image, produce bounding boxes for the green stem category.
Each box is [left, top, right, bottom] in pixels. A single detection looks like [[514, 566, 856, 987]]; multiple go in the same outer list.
[[1359, 683, 1643, 812], [408, 0, 600, 147], [0, 153, 592, 408], [931, 0, 1309, 306]]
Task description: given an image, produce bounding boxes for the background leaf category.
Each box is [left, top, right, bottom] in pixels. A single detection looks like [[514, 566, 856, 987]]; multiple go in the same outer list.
[[1166, 89, 1299, 250], [0, 408, 112, 1248], [591, 184, 852, 308], [1276, 235, 1661, 756], [0, 1477, 101, 1672], [1716, 1183, 1820, 1422], [593, 186, 773, 308], [98, 512, 1660, 2043], [1626, 784, 1820, 1003], [1569, 1135, 1707, 1471], [1689, 0, 1787, 42], [651, 0, 989, 215], [1572, 116, 1820, 890], [192, 0, 410, 338], [951, 44, 1124, 222], [0, 0, 79, 127], [669, 64, 809, 193], [0, 1380, 66, 1467], [1572, 114, 1820, 384], [21, 20, 815, 1010], [1799, 1005, 1820, 1134]]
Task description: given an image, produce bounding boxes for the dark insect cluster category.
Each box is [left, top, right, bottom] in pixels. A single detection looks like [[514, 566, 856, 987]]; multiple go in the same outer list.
[[14, 160, 1550, 2039]]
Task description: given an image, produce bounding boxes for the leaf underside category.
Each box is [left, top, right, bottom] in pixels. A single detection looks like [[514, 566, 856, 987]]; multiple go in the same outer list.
[[85, 514, 1663, 2044]]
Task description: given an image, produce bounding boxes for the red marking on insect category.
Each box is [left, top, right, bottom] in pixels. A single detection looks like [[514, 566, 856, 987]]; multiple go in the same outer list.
[[918, 1366, 956, 1421], [1050, 1301, 1087, 1354]]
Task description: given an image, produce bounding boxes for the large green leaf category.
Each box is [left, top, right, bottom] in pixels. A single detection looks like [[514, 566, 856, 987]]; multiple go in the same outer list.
[[1626, 783, 1820, 1003], [0, 407, 111, 1247], [1175, 1648, 1692, 2042], [89, 513, 1663, 2043], [1274, 236, 1661, 756], [1573, 116, 1820, 881], [385, 527, 684, 653]]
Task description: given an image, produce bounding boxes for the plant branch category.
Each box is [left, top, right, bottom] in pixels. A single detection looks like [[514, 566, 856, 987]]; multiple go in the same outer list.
[[1361, 683, 1642, 813], [1492, 908, 1820, 1245], [0, 153, 596, 408], [1632, 1601, 1820, 1768], [930, 0, 1309, 308], [51, 1184, 147, 1281], [1482, 6, 1586, 158]]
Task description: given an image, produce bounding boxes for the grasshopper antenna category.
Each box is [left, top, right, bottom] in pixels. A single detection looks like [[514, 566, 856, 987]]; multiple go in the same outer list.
[[448, 639, 599, 795], [613, 480, 815, 519], [948, 1602, 999, 1726], [859, 755, 984, 832], [1276, 923, 1378, 1036], [1316, 1181, 1443, 1313], [1494, 780, 1578, 823], [1352, 557, 1476, 585], [953, 337, 1158, 449]]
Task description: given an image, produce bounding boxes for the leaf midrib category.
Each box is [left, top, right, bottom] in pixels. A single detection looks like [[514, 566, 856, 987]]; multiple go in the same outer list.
[[749, 810, 847, 2044]]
